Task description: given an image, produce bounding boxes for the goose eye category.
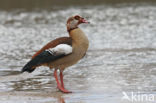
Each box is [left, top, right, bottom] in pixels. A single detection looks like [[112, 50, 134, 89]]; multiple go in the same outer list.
[[74, 15, 80, 20]]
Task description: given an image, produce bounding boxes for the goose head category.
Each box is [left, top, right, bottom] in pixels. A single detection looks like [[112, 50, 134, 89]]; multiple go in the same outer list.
[[67, 15, 89, 32]]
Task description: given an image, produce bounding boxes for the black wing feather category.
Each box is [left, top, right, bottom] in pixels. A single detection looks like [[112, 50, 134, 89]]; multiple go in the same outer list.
[[21, 50, 65, 73]]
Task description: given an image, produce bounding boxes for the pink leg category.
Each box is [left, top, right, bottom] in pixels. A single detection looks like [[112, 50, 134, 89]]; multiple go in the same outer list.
[[60, 71, 64, 88], [54, 69, 71, 93]]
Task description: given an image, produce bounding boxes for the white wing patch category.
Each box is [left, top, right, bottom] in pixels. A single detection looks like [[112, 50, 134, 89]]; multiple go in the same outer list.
[[47, 44, 72, 55]]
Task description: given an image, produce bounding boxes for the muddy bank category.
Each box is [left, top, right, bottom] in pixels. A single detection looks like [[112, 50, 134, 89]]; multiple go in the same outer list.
[[0, 0, 156, 10]]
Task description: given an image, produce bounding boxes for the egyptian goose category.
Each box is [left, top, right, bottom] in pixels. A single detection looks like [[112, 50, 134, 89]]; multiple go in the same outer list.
[[22, 15, 89, 93]]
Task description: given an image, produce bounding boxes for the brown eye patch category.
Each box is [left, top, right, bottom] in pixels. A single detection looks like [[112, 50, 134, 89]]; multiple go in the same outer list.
[[74, 15, 80, 20]]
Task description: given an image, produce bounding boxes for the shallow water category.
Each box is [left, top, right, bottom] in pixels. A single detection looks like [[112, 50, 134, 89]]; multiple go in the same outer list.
[[0, 3, 156, 103]]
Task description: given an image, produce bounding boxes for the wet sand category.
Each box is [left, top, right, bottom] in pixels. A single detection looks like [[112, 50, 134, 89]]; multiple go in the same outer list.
[[0, 90, 155, 103]]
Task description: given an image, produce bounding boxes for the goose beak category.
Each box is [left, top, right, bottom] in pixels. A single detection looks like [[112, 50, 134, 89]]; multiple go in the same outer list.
[[80, 18, 90, 24]]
